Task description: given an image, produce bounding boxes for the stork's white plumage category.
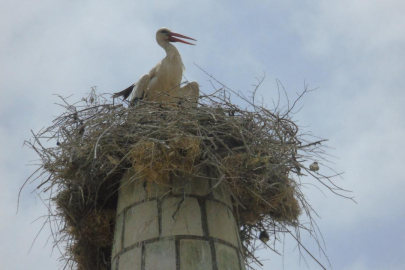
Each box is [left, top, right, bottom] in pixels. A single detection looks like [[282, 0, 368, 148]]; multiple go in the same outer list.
[[114, 28, 199, 107]]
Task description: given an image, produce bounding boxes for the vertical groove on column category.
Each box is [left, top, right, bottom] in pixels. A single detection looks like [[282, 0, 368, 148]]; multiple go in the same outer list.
[[231, 196, 245, 270], [209, 240, 218, 270], [230, 203, 242, 251], [121, 211, 126, 250], [157, 198, 163, 237], [208, 178, 214, 199], [197, 198, 209, 237], [197, 197, 218, 270], [175, 238, 181, 270], [141, 242, 146, 270]]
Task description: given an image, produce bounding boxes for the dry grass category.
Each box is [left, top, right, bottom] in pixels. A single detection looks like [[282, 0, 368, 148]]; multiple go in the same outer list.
[[22, 80, 353, 269]]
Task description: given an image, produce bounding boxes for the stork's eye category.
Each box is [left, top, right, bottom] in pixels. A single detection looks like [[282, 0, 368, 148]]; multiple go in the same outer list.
[[161, 30, 168, 34]]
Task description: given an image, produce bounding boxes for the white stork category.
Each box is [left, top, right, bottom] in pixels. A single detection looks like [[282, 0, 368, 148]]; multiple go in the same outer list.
[[114, 27, 199, 107]]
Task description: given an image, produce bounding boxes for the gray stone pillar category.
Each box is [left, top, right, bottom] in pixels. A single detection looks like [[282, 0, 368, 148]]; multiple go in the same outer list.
[[111, 169, 246, 270]]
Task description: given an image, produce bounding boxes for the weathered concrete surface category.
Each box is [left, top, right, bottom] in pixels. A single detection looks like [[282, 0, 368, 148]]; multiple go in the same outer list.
[[112, 214, 123, 258], [216, 243, 241, 270], [117, 169, 147, 214], [212, 179, 233, 207], [113, 171, 246, 270], [180, 239, 212, 270], [119, 246, 142, 269], [162, 197, 203, 237], [146, 180, 171, 199], [145, 240, 176, 270], [124, 200, 159, 247], [206, 200, 239, 247], [172, 177, 210, 196]]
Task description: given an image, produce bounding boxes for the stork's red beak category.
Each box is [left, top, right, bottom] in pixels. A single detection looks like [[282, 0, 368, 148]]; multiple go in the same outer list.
[[168, 32, 196, 45]]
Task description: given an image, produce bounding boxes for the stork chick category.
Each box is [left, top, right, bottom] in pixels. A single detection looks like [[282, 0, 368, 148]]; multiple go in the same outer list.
[[114, 28, 199, 107]]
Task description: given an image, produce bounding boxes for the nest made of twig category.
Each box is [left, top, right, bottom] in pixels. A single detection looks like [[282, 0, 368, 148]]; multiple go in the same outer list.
[[24, 85, 348, 270]]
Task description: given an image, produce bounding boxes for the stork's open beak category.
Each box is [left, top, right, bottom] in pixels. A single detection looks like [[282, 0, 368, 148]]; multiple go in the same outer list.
[[169, 32, 196, 45]]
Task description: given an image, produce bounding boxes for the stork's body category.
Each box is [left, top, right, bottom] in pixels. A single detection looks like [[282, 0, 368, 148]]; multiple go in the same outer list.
[[114, 28, 199, 106]]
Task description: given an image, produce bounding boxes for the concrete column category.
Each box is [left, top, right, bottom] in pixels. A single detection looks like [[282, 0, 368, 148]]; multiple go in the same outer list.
[[111, 169, 246, 270]]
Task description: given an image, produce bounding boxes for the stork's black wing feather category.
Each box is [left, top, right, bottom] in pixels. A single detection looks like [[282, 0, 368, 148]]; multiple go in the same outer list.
[[113, 84, 135, 100]]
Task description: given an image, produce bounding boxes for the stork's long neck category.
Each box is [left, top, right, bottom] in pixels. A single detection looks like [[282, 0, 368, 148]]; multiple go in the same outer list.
[[162, 42, 181, 59], [161, 42, 184, 71]]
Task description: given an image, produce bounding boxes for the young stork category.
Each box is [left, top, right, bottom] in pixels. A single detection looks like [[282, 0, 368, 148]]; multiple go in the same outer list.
[[114, 27, 199, 107]]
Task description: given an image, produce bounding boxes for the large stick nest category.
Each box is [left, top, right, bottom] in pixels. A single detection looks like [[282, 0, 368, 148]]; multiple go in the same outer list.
[[24, 83, 351, 270]]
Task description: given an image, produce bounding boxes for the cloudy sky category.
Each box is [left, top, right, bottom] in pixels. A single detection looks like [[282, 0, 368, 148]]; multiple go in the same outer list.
[[1, 0, 404, 269]]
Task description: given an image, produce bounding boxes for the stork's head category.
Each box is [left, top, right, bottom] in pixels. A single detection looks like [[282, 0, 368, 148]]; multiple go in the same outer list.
[[156, 27, 196, 46]]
